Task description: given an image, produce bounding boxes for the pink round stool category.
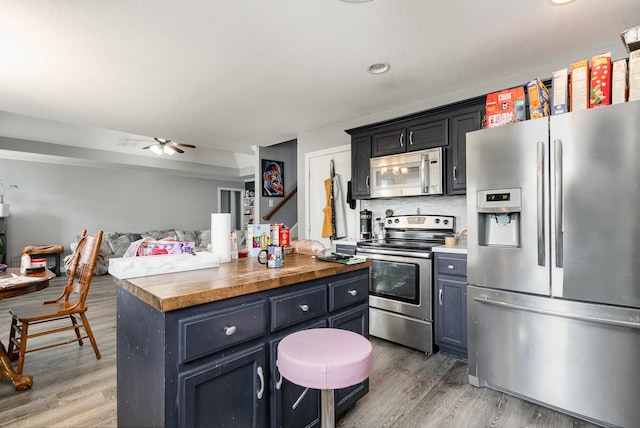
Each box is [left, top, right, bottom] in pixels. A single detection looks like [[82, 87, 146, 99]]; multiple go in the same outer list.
[[277, 328, 373, 428]]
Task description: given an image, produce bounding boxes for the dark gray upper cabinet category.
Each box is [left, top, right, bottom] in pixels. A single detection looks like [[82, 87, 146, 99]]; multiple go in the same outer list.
[[446, 102, 484, 195], [371, 117, 449, 157], [371, 126, 406, 157], [346, 95, 485, 198], [351, 134, 372, 199]]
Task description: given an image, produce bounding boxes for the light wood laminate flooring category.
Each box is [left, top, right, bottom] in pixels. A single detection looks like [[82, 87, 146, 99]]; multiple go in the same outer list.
[[0, 275, 598, 427]]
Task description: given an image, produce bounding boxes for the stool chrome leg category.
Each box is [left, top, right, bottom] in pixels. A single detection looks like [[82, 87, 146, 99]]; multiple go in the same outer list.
[[321, 389, 335, 428]]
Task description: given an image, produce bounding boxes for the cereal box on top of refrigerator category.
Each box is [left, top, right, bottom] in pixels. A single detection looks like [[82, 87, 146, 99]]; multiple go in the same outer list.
[[485, 87, 526, 128], [551, 68, 569, 115], [612, 59, 628, 104], [589, 52, 612, 108], [527, 78, 551, 119], [570, 59, 590, 112]]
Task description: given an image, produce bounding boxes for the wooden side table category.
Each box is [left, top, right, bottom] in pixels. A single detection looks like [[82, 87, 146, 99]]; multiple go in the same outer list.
[[21, 245, 65, 276]]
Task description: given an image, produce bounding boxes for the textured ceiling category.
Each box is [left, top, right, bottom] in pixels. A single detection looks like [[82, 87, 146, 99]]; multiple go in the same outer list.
[[0, 0, 638, 163]]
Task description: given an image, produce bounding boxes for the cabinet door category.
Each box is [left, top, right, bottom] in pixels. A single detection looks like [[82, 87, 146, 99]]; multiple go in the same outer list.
[[436, 278, 468, 359], [328, 303, 369, 418], [351, 134, 372, 198], [447, 105, 483, 194], [407, 117, 448, 151], [371, 127, 406, 157], [270, 320, 326, 428], [178, 344, 267, 428]]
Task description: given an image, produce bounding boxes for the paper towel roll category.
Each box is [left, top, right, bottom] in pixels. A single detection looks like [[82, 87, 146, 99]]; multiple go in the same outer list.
[[211, 213, 231, 263]]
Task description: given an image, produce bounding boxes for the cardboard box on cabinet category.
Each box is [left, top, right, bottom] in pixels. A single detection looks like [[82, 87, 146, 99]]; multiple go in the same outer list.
[[570, 59, 590, 112], [551, 68, 569, 115], [485, 87, 526, 128], [629, 51, 640, 102], [527, 78, 550, 119], [612, 59, 628, 104], [589, 52, 612, 108]]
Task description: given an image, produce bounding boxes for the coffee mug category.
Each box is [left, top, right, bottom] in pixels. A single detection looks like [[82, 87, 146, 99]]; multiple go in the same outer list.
[[258, 245, 285, 268]]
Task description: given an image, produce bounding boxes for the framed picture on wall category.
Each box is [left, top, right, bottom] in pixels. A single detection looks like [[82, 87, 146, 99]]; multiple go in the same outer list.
[[262, 159, 284, 197]]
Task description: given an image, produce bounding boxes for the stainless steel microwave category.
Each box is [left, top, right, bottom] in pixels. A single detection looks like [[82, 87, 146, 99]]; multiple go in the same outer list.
[[369, 147, 443, 198]]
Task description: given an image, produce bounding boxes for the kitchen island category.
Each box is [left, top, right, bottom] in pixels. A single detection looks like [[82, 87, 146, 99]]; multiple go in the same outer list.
[[116, 254, 371, 428]]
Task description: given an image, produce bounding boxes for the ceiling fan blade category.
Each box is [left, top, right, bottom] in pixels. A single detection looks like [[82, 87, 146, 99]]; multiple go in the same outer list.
[[141, 145, 153, 150], [174, 143, 196, 149], [168, 144, 184, 154]]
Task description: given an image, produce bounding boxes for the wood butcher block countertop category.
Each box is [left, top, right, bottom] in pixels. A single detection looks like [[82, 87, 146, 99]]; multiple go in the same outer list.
[[115, 253, 371, 312]]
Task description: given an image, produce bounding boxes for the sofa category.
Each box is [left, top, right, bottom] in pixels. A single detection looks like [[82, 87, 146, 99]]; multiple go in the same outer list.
[[66, 228, 245, 276]]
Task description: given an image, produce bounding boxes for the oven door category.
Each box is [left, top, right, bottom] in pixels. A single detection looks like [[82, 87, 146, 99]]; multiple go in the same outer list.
[[358, 248, 432, 321]]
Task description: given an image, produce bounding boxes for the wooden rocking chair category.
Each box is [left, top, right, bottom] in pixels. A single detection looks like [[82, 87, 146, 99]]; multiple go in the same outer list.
[[7, 229, 103, 375]]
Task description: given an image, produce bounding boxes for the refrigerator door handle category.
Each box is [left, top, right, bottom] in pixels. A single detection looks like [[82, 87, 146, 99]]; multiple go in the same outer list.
[[554, 139, 564, 268], [537, 141, 545, 266], [473, 296, 640, 330]]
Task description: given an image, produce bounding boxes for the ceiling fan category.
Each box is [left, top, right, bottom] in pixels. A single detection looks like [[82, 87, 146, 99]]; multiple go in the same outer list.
[[133, 137, 196, 155]]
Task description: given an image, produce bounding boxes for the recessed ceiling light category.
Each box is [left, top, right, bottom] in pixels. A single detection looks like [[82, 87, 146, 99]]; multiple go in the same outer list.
[[550, 0, 575, 4], [368, 62, 390, 74]]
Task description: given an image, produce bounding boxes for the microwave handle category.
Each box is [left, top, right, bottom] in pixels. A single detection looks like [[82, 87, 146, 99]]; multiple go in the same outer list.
[[421, 153, 429, 193]]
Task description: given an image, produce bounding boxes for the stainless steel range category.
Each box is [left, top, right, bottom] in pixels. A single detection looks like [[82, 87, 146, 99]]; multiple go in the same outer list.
[[356, 214, 455, 355]]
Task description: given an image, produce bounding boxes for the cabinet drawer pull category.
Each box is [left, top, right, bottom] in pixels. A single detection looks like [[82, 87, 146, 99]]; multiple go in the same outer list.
[[224, 326, 237, 336], [348, 289, 357, 296], [447, 265, 455, 270], [439, 288, 443, 305], [409, 131, 414, 145], [366, 176, 370, 189], [257, 366, 264, 400], [453, 165, 458, 181], [400, 133, 404, 147], [299, 304, 309, 312]]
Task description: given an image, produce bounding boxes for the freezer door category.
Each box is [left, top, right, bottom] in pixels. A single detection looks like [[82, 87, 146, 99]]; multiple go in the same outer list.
[[467, 118, 551, 295], [468, 285, 640, 428], [551, 101, 640, 308]]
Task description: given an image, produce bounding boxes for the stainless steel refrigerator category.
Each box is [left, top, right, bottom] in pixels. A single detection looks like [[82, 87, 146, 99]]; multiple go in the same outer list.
[[466, 101, 640, 427]]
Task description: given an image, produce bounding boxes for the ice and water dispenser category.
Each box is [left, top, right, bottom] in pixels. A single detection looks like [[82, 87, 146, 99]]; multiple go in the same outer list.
[[476, 188, 521, 247]]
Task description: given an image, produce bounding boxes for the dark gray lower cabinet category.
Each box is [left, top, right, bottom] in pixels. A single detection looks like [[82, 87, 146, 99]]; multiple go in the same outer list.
[[434, 253, 468, 361], [117, 268, 370, 428], [179, 344, 267, 427]]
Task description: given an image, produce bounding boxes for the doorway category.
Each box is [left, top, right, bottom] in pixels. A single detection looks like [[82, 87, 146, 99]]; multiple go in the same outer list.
[[218, 187, 243, 231]]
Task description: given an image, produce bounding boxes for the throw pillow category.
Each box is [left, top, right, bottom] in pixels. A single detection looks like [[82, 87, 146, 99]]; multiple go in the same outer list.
[[198, 229, 211, 248]]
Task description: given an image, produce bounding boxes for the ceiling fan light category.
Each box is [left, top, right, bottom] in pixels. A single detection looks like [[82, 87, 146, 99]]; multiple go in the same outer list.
[[150, 144, 163, 155], [163, 145, 175, 155]]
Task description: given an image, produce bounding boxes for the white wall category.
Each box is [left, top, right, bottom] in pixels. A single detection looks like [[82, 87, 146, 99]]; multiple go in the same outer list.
[[0, 158, 244, 262], [257, 140, 297, 229]]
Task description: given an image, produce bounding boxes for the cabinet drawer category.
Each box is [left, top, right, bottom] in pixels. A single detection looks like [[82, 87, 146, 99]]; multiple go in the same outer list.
[[435, 255, 467, 278], [270, 285, 327, 332], [178, 300, 266, 364], [329, 273, 369, 312]]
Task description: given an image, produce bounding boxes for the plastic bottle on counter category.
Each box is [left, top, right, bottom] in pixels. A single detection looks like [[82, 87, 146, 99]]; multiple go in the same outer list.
[[20, 253, 31, 274]]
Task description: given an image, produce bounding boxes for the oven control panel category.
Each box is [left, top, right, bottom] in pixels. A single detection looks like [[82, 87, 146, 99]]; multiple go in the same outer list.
[[385, 214, 455, 231]]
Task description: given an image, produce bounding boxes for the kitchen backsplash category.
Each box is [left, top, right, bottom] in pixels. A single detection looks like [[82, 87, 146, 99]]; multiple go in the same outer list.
[[362, 195, 467, 233]]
